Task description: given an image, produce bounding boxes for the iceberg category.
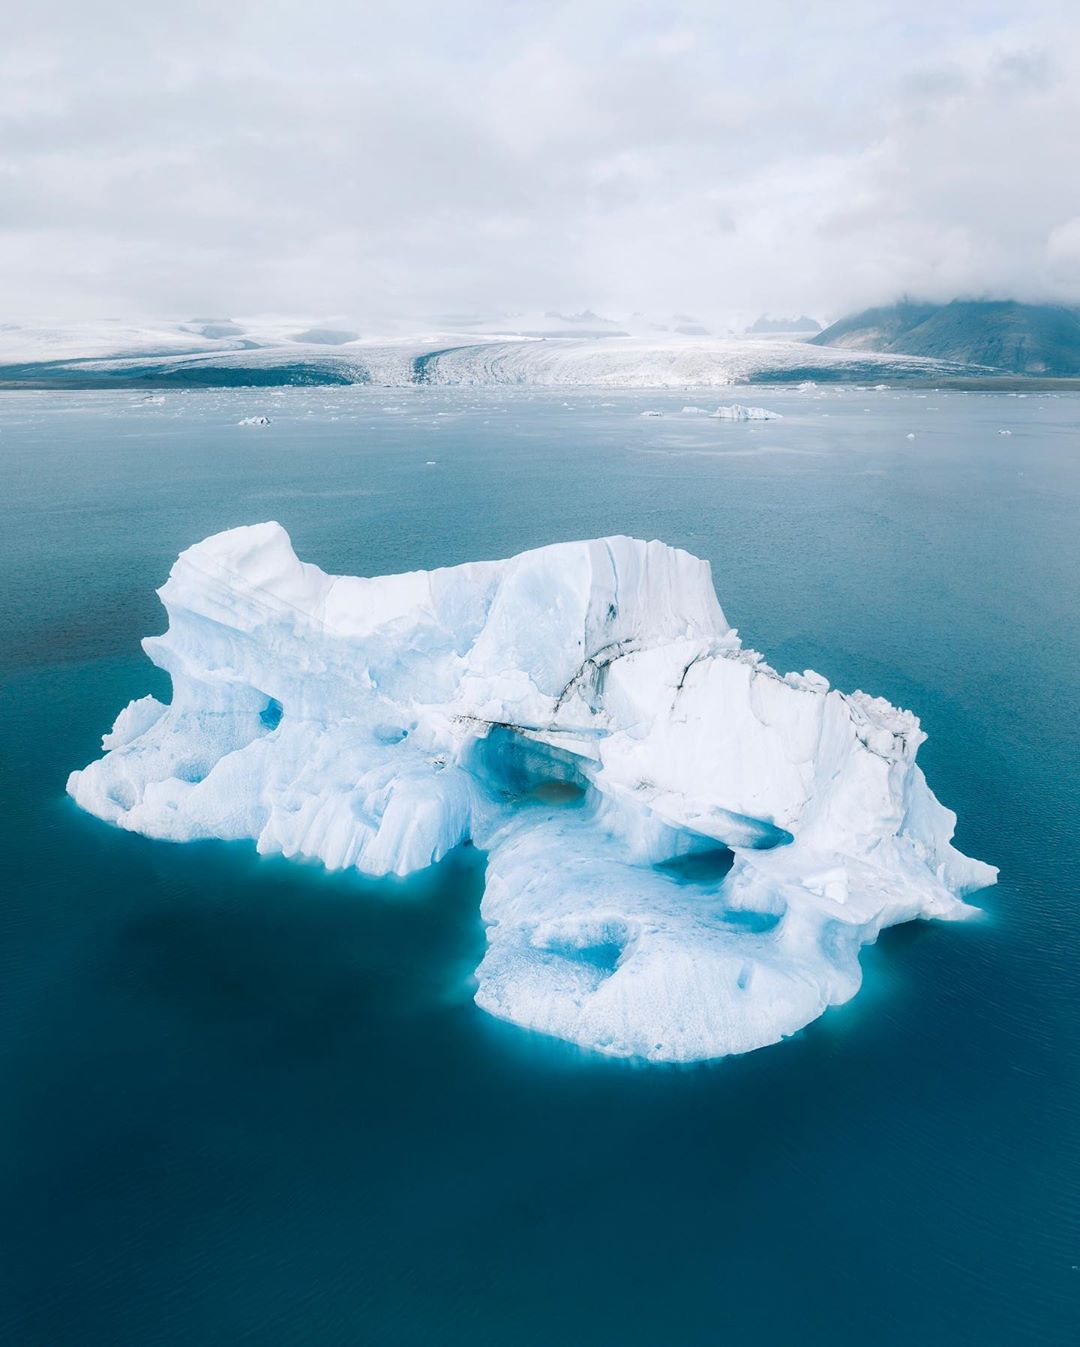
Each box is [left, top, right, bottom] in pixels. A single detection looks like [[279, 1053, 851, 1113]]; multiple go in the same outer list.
[[710, 404, 783, 420], [67, 524, 995, 1062]]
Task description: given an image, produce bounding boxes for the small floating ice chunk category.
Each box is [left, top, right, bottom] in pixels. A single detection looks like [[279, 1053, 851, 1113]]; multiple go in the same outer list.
[[640, 409, 664, 417], [906, 432, 916, 440], [710, 404, 783, 421], [238, 415, 271, 427], [999, 429, 1012, 436]]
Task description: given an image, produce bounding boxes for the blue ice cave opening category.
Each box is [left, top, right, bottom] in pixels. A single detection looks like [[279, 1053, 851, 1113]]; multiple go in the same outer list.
[[259, 697, 284, 731], [657, 847, 736, 885], [468, 725, 590, 806]]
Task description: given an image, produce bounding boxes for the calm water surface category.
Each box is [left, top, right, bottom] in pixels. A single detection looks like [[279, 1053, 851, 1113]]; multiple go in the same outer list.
[[1, 386, 1078, 1344]]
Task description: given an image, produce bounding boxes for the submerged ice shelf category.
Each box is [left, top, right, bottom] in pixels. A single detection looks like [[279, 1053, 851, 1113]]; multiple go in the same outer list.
[[68, 525, 996, 1062]]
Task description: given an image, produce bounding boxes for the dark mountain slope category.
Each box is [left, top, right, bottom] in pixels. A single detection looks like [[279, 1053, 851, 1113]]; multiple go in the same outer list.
[[814, 300, 1080, 375]]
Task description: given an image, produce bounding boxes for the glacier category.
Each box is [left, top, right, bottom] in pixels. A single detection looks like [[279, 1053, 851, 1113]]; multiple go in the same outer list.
[[1, 321, 983, 389], [67, 524, 996, 1063]]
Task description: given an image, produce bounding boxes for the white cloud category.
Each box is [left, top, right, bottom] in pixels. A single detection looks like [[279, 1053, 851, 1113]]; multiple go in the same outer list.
[[1047, 216, 1080, 271], [1, 0, 1078, 324]]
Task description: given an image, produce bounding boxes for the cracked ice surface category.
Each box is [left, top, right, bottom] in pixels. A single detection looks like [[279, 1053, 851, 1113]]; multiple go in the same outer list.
[[68, 524, 996, 1061]]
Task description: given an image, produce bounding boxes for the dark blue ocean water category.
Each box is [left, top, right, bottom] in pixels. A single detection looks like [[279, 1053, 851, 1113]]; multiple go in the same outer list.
[[2, 386, 1078, 1345]]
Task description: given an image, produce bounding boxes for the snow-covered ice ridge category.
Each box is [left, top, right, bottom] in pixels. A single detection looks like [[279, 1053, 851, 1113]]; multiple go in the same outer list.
[[68, 525, 995, 1062], [1, 326, 974, 388]]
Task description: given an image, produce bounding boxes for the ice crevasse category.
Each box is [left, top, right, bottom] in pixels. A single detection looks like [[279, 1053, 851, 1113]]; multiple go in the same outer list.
[[68, 523, 996, 1062]]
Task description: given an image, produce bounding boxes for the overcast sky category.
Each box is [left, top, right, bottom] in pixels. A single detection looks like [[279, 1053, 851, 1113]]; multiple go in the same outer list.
[[3, 0, 1079, 328]]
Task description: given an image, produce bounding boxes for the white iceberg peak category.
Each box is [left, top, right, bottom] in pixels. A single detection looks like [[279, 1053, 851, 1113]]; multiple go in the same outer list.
[[67, 524, 995, 1062]]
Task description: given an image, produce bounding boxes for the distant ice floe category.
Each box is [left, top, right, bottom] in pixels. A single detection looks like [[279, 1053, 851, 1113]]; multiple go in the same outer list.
[[237, 415, 271, 427], [68, 525, 995, 1063], [710, 404, 782, 421]]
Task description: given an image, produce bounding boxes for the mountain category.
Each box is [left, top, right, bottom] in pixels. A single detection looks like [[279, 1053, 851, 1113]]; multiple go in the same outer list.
[[813, 300, 1080, 375], [748, 315, 822, 334]]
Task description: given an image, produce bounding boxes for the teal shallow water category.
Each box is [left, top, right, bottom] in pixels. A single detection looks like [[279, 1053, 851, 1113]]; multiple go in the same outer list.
[[1, 386, 1078, 1344]]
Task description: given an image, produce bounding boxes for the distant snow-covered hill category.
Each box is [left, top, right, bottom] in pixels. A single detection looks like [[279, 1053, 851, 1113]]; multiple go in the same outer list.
[[0, 319, 977, 388]]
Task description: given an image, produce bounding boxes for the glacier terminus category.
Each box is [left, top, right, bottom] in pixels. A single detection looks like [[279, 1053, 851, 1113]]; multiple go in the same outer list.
[[68, 524, 996, 1063]]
